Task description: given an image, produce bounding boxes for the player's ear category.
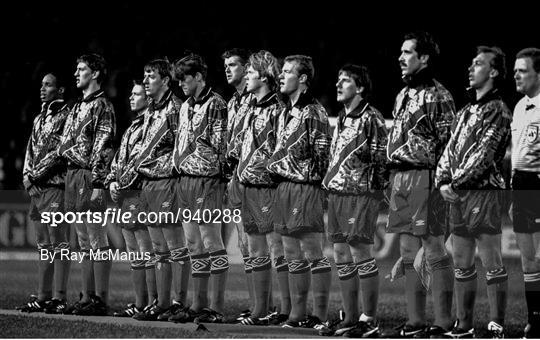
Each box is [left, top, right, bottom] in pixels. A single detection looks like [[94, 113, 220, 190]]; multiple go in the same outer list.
[[357, 86, 365, 96], [489, 68, 499, 79], [195, 72, 203, 82], [420, 54, 430, 66], [91, 70, 100, 81], [58, 87, 65, 96], [299, 73, 308, 85]]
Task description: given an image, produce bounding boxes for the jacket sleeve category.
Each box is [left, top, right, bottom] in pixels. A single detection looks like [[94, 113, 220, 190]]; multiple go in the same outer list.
[[427, 91, 456, 159], [90, 101, 116, 188], [22, 124, 36, 191], [226, 104, 248, 163], [451, 102, 511, 189], [208, 99, 228, 176], [104, 149, 120, 189], [368, 114, 389, 190], [434, 107, 462, 188], [31, 111, 68, 182], [305, 107, 331, 178]]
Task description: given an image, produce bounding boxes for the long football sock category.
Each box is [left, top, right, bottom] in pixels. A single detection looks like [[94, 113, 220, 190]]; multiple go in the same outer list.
[[190, 253, 210, 312], [337, 262, 359, 324], [209, 249, 229, 313], [275, 256, 291, 315], [357, 258, 379, 319], [403, 260, 426, 326], [287, 259, 311, 321], [311, 257, 332, 321], [486, 267, 508, 325], [524, 271, 540, 324], [428, 256, 453, 329], [454, 265, 478, 329]]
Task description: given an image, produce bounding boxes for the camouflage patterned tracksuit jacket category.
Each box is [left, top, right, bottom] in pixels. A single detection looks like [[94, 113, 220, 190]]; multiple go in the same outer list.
[[322, 100, 389, 194], [387, 69, 456, 170], [23, 99, 70, 190], [435, 89, 512, 190], [225, 88, 253, 179], [267, 91, 331, 184], [173, 86, 228, 178], [236, 92, 284, 186], [105, 111, 146, 190], [135, 90, 182, 179], [58, 90, 116, 188]]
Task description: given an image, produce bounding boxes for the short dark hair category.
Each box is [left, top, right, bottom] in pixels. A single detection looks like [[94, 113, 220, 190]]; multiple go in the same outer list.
[[248, 50, 281, 91], [174, 53, 208, 81], [77, 53, 107, 84], [43, 69, 67, 90], [284, 55, 315, 87], [477, 46, 507, 84], [144, 59, 173, 82], [516, 47, 540, 73], [132, 78, 144, 87], [339, 64, 372, 98], [403, 31, 440, 63], [222, 48, 250, 66]]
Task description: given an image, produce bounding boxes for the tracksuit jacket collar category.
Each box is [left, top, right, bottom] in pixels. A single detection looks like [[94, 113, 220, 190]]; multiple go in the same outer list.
[[403, 68, 435, 88], [81, 89, 105, 103], [465, 87, 501, 106], [251, 92, 279, 108]]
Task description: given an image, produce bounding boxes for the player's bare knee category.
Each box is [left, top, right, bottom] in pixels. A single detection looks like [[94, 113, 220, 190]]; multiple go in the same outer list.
[[333, 243, 351, 263], [422, 240, 447, 263], [300, 239, 323, 261], [203, 236, 224, 253], [237, 232, 249, 255], [186, 237, 204, 255], [125, 237, 139, 253], [400, 244, 419, 263], [283, 246, 302, 261], [479, 250, 503, 271], [267, 233, 284, 256], [399, 234, 421, 261], [151, 237, 168, 253], [350, 243, 372, 263]]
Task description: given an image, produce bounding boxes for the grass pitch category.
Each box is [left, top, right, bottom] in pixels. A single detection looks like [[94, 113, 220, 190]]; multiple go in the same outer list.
[[0, 258, 528, 338]]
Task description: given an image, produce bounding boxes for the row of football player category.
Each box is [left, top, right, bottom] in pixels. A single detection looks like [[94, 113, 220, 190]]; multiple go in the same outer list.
[[17, 31, 540, 338]]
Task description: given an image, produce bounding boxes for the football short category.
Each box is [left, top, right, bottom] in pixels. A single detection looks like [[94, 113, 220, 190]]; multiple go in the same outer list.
[[177, 176, 223, 222], [242, 186, 275, 235], [140, 177, 178, 227], [512, 170, 540, 233], [65, 167, 106, 212], [273, 181, 324, 236], [29, 186, 64, 222], [327, 193, 380, 245], [386, 169, 446, 236], [227, 176, 244, 210], [118, 190, 146, 231], [449, 190, 503, 237]]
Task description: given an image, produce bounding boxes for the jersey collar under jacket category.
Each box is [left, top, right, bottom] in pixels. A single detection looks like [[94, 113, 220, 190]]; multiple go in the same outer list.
[[150, 89, 173, 111], [251, 92, 278, 108], [41, 99, 66, 116], [286, 89, 315, 110], [81, 89, 105, 103], [233, 85, 249, 105], [337, 99, 369, 130], [403, 67, 435, 88], [465, 87, 502, 105], [190, 85, 213, 106]]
